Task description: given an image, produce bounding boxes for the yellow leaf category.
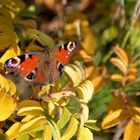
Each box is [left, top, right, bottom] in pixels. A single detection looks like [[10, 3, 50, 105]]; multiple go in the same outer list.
[[110, 74, 124, 81], [61, 116, 78, 140], [77, 126, 93, 140], [75, 80, 94, 103], [64, 65, 81, 86], [113, 45, 129, 67], [42, 125, 52, 140], [80, 27, 97, 55], [18, 100, 42, 109], [6, 122, 21, 140], [0, 44, 21, 64], [19, 116, 46, 133], [102, 109, 129, 129], [0, 74, 9, 92], [0, 25, 18, 51], [21, 115, 35, 123], [17, 106, 44, 116], [80, 104, 89, 125], [124, 116, 140, 140], [0, 91, 16, 121], [110, 57, 127, 75]]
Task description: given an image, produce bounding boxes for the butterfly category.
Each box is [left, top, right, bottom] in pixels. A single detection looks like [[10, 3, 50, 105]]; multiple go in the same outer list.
[[4, 42, 77, 86]]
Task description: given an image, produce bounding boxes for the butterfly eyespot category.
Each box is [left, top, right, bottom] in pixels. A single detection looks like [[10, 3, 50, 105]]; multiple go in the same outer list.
[[11, 59, 18, 64], [25, 71, 35, 80]]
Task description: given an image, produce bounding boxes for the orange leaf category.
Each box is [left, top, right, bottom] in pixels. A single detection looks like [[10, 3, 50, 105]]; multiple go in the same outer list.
[[102, 109, 129, 129], [124, 116, 140, 140]]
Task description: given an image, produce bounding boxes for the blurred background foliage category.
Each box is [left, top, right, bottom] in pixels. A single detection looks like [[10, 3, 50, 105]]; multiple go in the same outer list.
[[1, 0, 140, 140]]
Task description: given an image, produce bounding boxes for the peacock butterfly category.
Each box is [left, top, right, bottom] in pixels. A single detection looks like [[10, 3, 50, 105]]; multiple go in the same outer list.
[[4, 42, 77, 86]]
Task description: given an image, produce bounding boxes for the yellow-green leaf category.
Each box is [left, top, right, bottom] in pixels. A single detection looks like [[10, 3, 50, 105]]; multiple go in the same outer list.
[[85, 120, 100, 131], [26, 29, 55, 49], [47, 120, 61, 140], [61, 116, 78, 140], [57, 107, 71, 129]]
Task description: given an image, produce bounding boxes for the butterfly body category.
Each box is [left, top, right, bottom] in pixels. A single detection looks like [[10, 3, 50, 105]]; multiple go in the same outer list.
[[4, 42, 77, 86]]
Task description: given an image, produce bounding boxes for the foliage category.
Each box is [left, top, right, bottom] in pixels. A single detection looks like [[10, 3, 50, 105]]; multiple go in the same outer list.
[[0, 0, 140, 140]]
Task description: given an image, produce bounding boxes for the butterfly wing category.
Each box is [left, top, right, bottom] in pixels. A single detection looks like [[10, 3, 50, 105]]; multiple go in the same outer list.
[[4, 42, 77, 86], [4, 51, 51, 85]]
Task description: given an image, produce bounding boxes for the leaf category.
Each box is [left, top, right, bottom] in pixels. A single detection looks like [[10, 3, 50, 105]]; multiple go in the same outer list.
[[6, 122, 21, 140], [0, 74, 10, 92], [0, 25, 18, 51], [47, 120, 61, 140], [57, 107, 71, 129], [102, 109, 129, 129], [16, 134, 29, 140], [26, 29, 55, 49], [19, 116, 46, 134], [17, 106, 44, 116], [61, 116, 78, 140], [64, 61, 86, 87], [42, 125, 52, 140], [75, 80, 94, 103], [124, 116, 140, 140], [18, 100, 42, 108], [0, 44, 21, 65], [0, 133, 8, 140], [77, 126, 94, 140], [80, 104, 89, 125], [85, 120, 100, 131], [0, 91, 16, 121], [80, 27, 97, 55]]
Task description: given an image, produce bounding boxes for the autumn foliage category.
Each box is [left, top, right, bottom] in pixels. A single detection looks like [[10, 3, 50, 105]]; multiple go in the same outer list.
[[0, 0, 140, 140]]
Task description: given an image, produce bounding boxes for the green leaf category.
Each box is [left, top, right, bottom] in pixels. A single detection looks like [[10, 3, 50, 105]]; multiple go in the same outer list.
[[16, 134, 29, 140]]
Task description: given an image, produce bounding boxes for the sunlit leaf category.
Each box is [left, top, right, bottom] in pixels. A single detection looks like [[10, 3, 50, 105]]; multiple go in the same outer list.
[[0, 44, 21, 64], [19, 116, 46, 134], [75, 80, 94, 103], [42, 125, 52, 140], [6, 122, 21, 140], [77, 126, 93, 140], [0, 91, 16, 121], [17, 106, 44, 116]]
